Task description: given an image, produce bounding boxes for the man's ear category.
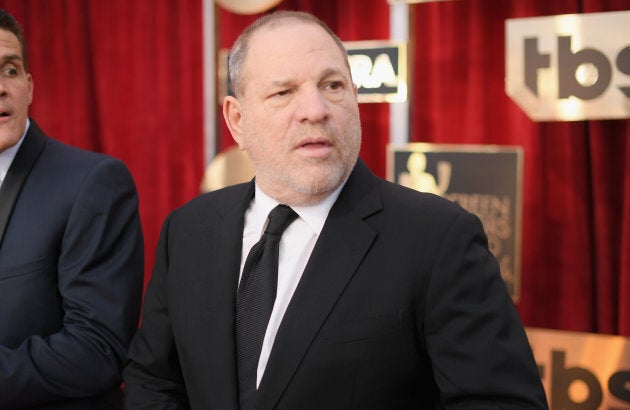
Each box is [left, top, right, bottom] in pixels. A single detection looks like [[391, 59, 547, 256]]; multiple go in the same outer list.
[[27, 73, 34, 105], [223, 96, 245, 149]]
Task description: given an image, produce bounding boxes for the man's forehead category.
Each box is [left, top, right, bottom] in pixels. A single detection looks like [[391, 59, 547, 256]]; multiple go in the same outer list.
[[0, 29, 22, 51], [248, 21, 341, 62], [252, 19, 329, 45]]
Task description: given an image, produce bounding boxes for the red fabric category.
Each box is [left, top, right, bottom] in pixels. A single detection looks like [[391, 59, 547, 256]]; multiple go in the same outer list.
[[409, 0, 630, 335], [0, 0, 205, 287], [2, 0, 628, 336]]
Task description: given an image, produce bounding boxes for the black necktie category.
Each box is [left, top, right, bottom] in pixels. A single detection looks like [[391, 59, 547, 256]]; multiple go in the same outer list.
[[236, 204, 298, 406]]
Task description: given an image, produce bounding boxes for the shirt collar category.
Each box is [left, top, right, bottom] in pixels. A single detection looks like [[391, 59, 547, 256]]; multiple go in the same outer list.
[[0, 119, 30, 185], [252, 179, 347, 236]]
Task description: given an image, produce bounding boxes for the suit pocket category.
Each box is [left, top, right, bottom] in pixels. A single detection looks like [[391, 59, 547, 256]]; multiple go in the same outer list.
[[0, 257, 59, 347], [321, 311, 403, 344], [0, 257, 48, 281]]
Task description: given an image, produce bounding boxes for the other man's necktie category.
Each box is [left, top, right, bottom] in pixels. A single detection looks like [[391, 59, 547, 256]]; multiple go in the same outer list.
[[236, 204, 298, 407]]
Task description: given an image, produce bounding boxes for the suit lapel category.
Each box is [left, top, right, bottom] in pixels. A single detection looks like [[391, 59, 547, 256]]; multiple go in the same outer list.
[[0, 121, 46, 247], [257, 160, 382, 408], [189, 182, 254, 408]]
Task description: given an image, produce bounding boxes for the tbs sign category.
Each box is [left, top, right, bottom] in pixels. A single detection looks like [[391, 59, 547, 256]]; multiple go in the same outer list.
[[345, 41, 407, 103], [526, 327, 630, 409], [506, 11, 630, 121]]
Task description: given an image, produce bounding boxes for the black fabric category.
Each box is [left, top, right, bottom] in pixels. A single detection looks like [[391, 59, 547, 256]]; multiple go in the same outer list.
[[236, 204, 298, 409], [123, 160, 548, 409]]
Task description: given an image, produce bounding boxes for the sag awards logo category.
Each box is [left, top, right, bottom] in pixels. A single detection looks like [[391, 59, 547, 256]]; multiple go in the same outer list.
[[505, 10, 630, 121], [398, 152, 451, 196], [344, 41, 407, 103], [389, 145, 522, 300]]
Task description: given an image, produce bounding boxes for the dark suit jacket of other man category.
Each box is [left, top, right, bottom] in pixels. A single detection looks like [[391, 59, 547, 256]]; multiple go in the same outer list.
[[0, 120, 144, 409], [124, 159, 548, 409]]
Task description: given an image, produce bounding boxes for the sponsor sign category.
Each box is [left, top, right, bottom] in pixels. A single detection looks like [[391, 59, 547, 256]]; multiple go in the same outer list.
[[388, 143, 523, 299], [506, 11, 630, 121], [346, 41, 407, 103], [526, 327, 630, 409]]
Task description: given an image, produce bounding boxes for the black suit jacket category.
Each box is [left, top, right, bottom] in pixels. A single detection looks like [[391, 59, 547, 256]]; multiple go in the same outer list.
[[0, 121, 144, 409], [124, 159, 548, 409]]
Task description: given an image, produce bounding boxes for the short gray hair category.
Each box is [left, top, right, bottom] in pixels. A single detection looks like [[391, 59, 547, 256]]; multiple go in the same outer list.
[[227, 10, 349, 97]]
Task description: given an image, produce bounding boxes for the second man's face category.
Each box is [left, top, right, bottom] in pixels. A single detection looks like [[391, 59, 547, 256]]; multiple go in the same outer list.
[[225, 21, 361, 206], [0, 28, 32, 153]]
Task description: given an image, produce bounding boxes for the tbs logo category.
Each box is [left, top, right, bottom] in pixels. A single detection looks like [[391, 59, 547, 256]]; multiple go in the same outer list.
[[505, 11, 630, 121]]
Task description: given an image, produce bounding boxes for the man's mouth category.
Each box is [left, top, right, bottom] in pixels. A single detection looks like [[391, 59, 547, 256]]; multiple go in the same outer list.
[[296, 138, 333, 158], [297, 136, 332, 148], [301, 141, 328, 148], [0, 112, 10, 117]]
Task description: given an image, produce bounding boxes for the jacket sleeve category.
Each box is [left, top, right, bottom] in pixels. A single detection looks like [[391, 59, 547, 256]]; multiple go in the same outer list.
[[0, 158, 144, 408], [123, 213, 191, 409], [424, 211, 549, 409]]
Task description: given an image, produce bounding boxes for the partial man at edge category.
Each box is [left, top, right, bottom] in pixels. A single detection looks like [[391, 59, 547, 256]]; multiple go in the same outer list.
[[0, 8, 144, 409]]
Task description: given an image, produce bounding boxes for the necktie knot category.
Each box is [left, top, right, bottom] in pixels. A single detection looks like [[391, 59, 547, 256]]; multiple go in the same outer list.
[[265, 204, 298, 236]]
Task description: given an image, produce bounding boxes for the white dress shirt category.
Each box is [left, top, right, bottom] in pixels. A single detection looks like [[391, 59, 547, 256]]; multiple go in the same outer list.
[[0, 120, 29, 188], [240, 183, 344, 388]]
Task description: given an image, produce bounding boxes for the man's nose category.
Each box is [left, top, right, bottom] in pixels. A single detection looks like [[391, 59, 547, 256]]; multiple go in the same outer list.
[[295, 86, 330, 122], [0, 79, 8, 97]]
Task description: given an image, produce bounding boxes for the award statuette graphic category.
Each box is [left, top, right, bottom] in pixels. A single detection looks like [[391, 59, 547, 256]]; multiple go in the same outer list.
[[388, 143, 524, 300]]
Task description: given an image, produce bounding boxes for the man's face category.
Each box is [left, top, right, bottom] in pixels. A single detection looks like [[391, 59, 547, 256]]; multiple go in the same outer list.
[[0, 28, 32, 153], [223, 20, 361, 206]]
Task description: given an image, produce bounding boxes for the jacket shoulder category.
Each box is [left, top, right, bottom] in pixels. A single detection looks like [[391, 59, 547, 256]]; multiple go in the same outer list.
[[168, 182, 252, 224], [379, 178, 469, 222]]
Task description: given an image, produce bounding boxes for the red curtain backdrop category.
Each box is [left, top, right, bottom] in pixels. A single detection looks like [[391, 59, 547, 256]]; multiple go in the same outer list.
[[0, 0, 205, 288], [2, 0, 628, 336], [408, 0, 630, 335]]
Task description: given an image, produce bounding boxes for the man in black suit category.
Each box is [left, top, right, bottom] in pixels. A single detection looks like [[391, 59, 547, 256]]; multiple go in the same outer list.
[[123, 10, 548, 409], [0, 9, 144, 409]]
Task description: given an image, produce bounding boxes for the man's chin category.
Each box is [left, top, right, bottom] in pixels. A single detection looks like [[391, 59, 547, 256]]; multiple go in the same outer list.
[[294, 168, 347, 196], [0, 134, 22, 153]]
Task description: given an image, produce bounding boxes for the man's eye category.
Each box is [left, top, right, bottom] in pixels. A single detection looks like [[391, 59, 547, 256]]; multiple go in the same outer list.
[[2, 68, 18, 77], [327, 81, 342, 91], [275, 89, 291, 97]]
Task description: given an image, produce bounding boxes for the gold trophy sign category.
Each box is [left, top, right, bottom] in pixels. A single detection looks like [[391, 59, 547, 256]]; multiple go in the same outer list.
[[388, 143, 524, 300]]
